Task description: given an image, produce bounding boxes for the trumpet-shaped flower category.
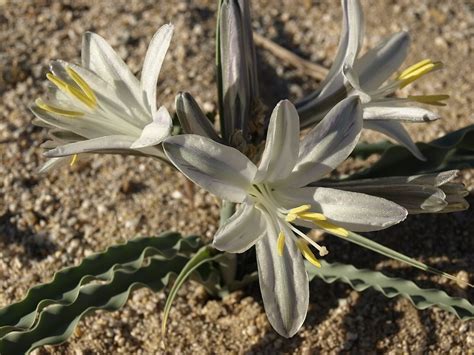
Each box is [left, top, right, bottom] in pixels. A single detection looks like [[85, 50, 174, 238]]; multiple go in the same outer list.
[[163, 97, 408, 337], [32, 24, 174, 172], [321, 170, 469, 214], [297, 0, 448, 160]]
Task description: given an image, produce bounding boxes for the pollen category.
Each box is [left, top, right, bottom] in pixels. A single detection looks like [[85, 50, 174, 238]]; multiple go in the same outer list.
[[296, 239, 321, 268], [277, 232, 285, 256], [397, 59, 443, 89], [407, 94, 449, 106], [35, 98, 84, 117]]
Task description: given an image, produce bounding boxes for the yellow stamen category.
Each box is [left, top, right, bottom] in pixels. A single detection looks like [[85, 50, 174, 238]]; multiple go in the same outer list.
[[298, 212, 327, 221], [47, 73, 96, 108], [296, 240, 321, 268], [397, 59, 443, 89], [398, 59, 432, 79], [70, 154, 78, 166], [407, 94, 449, 106], [277, 232, 285, 256], [65, 66, 97, 107], [288, 204, 312, 215], [35, 98, 84, 117], [285, 204, 313, 222], [313, 220, 349, 237]]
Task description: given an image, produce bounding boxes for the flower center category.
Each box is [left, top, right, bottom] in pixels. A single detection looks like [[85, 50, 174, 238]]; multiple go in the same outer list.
[[249, 184, 349, 268]]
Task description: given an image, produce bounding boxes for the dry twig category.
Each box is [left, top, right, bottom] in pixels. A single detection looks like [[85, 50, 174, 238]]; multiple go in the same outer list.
[[253, 32, 329, 81]]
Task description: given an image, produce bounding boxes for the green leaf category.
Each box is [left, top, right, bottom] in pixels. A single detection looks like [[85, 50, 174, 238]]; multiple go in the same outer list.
[[0, 233, 200, 336], [0, 255, 191, 355], [351, 124, 474, 179], [308, 260, 474, 320], [161, 246, 216, 335]]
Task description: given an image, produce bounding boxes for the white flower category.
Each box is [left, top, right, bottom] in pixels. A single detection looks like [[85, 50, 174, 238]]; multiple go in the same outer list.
[[297, 0, 448, 161], [32, 24, 174, 172], [163, 97, 407, 337], [322, 170, 469, 214]]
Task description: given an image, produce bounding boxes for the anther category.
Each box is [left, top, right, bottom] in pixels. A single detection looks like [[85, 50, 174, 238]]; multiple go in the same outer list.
[[407, 94, 449, 106], [313, 220, 349, 237], [298, 212, 326, 222], [296, 240, 321, 268], [35, 99, 84, 117], [277, 232, 285, 256], [70, 154, 78, 166], [66, 66, 97, 107], [397, 59, 443, 89], [47, 72, 96, 108]]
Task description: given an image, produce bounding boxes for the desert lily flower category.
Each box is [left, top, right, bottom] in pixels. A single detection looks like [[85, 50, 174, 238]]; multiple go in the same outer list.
[[321, 171, 469, 214], [296, 0, 448, 160], [31, 24, 174, 172], [163, 97, 408, 337]]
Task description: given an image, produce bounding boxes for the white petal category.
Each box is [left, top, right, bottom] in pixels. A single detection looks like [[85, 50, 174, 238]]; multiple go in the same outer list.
[[311, 0, 364, 102], [256, 100, 300, 184], [141, 24, 174, 112], [296, 0, 364, 127], [363, 104, 440, 122], [49, 129, 84, 143], [38, 157, 71, 174], [409, 170, 459, 186], [81, 32, 147, 116], [44, 135, 136, 157], [289, 97, 362, 187], [213, 203, 265, 253], [30, 104, 112, 139], [256, 214, 308, 338], [364, 120, 426, 161], [163, 134, 257, 203], [275, 186, 407, 232], [324, 171, 459, 188], [322, 171, 462, 214], [325, 183, 447, 214], [65, 62, 143, 127], [354, 32, 410, 91], [130, 106, 172, 149]]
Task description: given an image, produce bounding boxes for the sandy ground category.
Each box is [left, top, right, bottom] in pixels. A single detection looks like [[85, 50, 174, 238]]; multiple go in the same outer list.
[[1, 0, 474, 353]]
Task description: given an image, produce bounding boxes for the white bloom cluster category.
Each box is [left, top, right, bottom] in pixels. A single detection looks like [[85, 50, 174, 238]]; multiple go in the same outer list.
[[33, 0, 469, 338]]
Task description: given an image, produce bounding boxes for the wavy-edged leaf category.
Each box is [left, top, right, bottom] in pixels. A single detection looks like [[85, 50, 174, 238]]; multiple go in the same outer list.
[[351, 124, 474, 178], [0, 233, 200, 336], [0, 256, 191, 354], [308, 260, 474, 320]]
